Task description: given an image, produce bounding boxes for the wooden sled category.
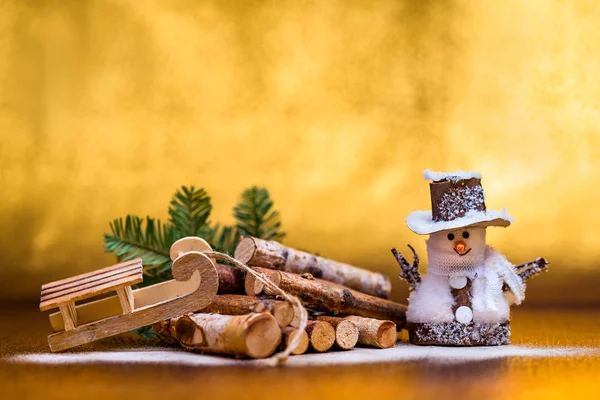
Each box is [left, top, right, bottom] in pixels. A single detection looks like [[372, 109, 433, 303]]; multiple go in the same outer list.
[[40, 237, 219, 352]]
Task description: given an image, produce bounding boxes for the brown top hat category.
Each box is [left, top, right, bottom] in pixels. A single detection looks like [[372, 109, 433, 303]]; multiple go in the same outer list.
[[405, 170, 513, 235]]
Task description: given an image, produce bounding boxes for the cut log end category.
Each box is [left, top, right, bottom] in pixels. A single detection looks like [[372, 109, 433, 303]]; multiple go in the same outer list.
[[244, 274, 264, 296], [234, 236, 257, 265], [173, 313, 281, 359], [306, 321, 335, 353], [261, 271, 282, 296], [281, 327, 309, 355], [244, 269, 281, 296], [244, 313, 282, 359], [377, 321, 397, 349], [315, 316, 359, 350], [272, 302, 294, 327], [175, 318, 205, 347], [334, 320, 359, 350], [344, 316, 398, 348], [290, 306, 301, 328]]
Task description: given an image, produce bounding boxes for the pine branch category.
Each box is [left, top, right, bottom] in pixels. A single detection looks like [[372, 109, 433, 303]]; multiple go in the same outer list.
[[104, 215, 174, 272], [131, 325, 167, 342], [210, 224, 240, 255], [168, 186, 212, 237], [234, 186, 285, 241], [104, 185, 286, 340]]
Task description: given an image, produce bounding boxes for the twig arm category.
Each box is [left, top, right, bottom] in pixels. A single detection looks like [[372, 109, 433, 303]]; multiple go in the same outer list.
[[503, 257, 549, 291], [407, 244, 421, 284], [517, 257, 549, 281], [391, 246, 421, 291]]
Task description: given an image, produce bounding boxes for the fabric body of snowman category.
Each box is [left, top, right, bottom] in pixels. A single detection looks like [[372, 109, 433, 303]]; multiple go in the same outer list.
[[406, 227, 525, 326]]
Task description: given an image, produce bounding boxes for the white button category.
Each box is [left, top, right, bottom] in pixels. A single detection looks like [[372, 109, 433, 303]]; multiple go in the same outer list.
[[455, 306, 473, 324], [449, 276, 467, 289]]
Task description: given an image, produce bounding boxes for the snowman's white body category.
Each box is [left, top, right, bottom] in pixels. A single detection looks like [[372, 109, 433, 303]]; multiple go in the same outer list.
[[406, 227, 525, 326]]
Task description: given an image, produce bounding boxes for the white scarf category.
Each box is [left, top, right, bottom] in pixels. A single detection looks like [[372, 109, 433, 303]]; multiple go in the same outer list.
[[427, 241, 525, 306], [484, 246, 525, 305]]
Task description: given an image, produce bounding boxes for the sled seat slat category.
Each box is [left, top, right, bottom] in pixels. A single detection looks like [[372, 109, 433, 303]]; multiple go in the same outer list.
[[40, 258, 143, 312]]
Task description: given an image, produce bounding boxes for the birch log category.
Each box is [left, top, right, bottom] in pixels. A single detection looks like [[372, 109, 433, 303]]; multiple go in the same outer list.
[[344, 316, 397, 349], [202, 294, 294, 327], [173, 312, 282, 359], [250, 267, 406, 328], [235, 237, 391, 299], [315, 316, 359, 350]]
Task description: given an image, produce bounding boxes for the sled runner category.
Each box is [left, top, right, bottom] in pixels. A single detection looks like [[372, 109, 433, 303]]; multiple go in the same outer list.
[[40, 237, 219, 352]]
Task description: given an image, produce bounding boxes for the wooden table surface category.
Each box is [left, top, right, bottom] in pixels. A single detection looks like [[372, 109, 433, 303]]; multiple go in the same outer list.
[[1, 304, 599, 400]]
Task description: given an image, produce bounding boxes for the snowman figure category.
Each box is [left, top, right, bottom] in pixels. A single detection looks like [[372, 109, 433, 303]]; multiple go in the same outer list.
[[393, 170, 548, 346]]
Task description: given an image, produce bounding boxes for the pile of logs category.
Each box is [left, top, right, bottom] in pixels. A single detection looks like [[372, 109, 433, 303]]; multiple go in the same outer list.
[[153, 237, 407, 359]]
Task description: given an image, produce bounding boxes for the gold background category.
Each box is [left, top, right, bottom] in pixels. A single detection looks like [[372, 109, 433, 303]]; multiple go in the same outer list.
[[1, 0, 599, 304]]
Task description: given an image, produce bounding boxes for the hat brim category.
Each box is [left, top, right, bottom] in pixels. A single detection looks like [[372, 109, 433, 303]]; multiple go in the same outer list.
[[406, 208, 513, 235]]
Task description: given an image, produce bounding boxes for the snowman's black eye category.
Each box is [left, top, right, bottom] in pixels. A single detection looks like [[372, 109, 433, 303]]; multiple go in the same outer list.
[[447, 233, 455, 241], [462, 231, 470, 239]]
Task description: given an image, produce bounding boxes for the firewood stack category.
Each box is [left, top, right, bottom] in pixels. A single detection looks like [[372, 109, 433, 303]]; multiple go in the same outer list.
[[153, 237, 407, 359]]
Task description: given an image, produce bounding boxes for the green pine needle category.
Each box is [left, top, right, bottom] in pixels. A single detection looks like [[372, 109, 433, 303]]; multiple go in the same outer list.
[[104, 186, 284, 282], [234, 186, 285, 241], [169, 186, 212, 237], [210, 224, 240, 255], [104, 216, 174, 284]]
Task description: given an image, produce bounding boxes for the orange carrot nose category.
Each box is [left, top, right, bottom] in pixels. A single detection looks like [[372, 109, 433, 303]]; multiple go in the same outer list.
[[454, 241, 466, 253]]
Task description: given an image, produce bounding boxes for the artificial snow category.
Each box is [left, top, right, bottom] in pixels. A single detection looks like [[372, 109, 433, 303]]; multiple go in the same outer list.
[[408, 239, 521, 325], [423, 169, 482, 182], [411, 321, 510, 346], [470, 248, 512, 323], [406, 208, 513, 235], [406, 273, 455, 324], [437, 184, 485, 221], [6, 344, 596, 367]]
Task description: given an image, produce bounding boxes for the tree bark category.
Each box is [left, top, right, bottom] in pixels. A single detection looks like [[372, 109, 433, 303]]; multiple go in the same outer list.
[[235, 236, 391, 299], [343, 315, 397, 349], [315, 316, 359, 350], [173, 312, 282, 359], [305, 320, 335, 352], [249, 267, 407, 328], [202, 294, 293, 327], [216, 264, 245, 294], [280, 326, 309, 355]]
